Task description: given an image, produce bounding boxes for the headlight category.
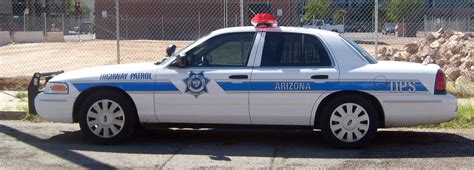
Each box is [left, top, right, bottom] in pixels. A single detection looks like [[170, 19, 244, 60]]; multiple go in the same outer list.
[[44, 82, 69, 94]]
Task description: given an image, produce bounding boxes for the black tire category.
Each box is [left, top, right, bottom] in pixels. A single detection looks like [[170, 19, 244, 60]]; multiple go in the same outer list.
[[78, 91, 138, 144], [319, 94, 378, 149]]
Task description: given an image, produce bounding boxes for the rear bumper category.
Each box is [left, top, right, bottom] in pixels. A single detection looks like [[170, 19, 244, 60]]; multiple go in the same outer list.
[[34, 92, 74, 123], [381, 94, 457, 127]]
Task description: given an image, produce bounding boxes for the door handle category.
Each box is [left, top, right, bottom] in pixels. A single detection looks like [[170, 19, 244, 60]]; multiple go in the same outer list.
[[229, 75, 248, 79], [311, 75, 329, 80]]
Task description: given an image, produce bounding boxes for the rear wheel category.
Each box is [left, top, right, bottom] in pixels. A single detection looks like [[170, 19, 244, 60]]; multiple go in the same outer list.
[[78, 91, 138, 144], [319, 95, 378, 149]]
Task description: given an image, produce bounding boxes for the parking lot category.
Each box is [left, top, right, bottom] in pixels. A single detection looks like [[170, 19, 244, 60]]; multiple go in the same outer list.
[[0, 120, 473, 169]]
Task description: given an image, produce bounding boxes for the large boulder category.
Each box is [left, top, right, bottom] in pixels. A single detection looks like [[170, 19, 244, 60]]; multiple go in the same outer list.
[[409, 54, 421, 63], [422, 55, 433, 65], [378, 47, 387, 56], [432, 28, 443, 39], [449, 54, 462, 62], [459, 59, 473, 77], [376, 54, 387, 61], [437, 37, 447, 44], [390, 52, 402, 61], [400, 51, 411, 61], [443, 30, 454, 39], [425, 33, 435, 43], [449, 60, 462, 67], [419, 45, 437, 57], [386, 47, 398, 56], [435, 58, 448, 67], [445, 41, 461, 54], [448, 34, 461, 42], [430, 40, 441, 49], [455, 75, 473, 97], [404, 43, 419, 54], [445, 67, 461, 81]]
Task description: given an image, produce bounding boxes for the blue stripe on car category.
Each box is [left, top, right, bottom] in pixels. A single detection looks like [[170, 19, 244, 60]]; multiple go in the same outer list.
[[73, 81, 428, 92], [217, 81, 428, 92], [73, 82, 179, 92]]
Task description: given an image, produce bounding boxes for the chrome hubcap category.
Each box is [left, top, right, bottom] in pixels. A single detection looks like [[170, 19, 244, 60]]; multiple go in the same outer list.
[[87, 99, 125, 138], [330, 103, 369, 142]]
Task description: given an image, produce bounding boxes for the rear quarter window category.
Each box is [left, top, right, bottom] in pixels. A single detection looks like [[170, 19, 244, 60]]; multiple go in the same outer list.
[[261, 32, 332, 67]]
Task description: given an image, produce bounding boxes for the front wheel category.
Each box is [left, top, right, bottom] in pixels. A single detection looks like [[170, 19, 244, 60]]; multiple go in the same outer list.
[[78, 91, 138, 144], [319, 95, 378, 149]]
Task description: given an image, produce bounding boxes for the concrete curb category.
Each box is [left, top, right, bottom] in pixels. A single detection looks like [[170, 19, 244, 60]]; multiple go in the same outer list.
[[0, 31, 12, 46], [45, 32, 65, 42], [0, 111, 25, 120], [12, 31, 45, 43]]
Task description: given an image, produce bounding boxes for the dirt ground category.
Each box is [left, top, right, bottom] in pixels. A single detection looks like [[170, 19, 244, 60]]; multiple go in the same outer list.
[[0, 40, 192, 77], [0, 33, 411, 78]]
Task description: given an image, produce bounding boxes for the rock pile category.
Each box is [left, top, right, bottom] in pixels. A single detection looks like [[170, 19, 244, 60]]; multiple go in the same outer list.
[[377, 28, 473, 86]]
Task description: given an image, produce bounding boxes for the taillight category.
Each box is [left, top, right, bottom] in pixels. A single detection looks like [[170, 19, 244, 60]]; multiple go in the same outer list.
[[434, 69, 446, 95]]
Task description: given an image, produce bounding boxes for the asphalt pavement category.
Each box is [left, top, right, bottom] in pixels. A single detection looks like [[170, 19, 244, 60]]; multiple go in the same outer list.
[[0, 120, 473, 169]]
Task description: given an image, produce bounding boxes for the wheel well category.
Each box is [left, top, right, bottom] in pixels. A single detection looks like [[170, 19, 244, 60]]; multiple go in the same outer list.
[[72, 86, 137, 123], [314, 91, 385, 128]]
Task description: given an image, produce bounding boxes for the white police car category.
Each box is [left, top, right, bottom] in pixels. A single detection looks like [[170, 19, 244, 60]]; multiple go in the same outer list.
[[28, 14, 457, 148]]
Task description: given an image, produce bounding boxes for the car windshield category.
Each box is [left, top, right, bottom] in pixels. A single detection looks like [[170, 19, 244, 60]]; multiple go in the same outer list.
[[386, 23, 395, 28], [158, 33, 212, 65], [340, 34, 377, 64]]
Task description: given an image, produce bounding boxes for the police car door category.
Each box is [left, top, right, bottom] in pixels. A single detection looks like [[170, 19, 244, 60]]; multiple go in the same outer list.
[[154, 32, 260, 124], [249, 32, 339, 125]]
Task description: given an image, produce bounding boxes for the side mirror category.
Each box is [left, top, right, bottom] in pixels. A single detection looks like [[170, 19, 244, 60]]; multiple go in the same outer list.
[[176, 54, 189, 68], [166, 44, 177, 57]]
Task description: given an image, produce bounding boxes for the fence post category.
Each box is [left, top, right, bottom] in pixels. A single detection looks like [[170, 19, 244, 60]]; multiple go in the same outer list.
[[43, 13, 47, 34], [115, 0, 121, 64], [224, 0, 228, 28], [240, 0, 244, 26], [161, 15, 163, 39], [198, 11, 201, 37], [374, 0, 379, 56], [61, 14, 65, 33]]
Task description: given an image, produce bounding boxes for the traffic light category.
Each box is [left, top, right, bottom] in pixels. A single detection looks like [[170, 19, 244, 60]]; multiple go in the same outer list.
[[74, 2, 81, 10], [74, 1, 82, 18]]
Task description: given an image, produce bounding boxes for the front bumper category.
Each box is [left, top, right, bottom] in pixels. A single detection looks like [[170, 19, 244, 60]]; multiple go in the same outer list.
[[382, 94, 458, 127], [34, 93, 74, 123], [28, 71, 75, 123]]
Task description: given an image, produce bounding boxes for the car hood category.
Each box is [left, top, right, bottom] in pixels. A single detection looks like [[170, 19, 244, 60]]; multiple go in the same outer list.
[[50, 62, 159, 82]]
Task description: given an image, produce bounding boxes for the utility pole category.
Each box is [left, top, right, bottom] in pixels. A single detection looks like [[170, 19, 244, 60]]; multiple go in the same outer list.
[[115, 0, 120, 64]]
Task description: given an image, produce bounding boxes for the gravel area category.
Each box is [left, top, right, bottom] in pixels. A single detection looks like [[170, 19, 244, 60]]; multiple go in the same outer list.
[[0, 40, 191, 77], [0, 34, 410, 78], [0, 120, 473, 169]]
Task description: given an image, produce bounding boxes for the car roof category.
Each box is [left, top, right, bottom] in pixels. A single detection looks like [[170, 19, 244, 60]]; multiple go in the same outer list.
[[211, 26, 340, 37]]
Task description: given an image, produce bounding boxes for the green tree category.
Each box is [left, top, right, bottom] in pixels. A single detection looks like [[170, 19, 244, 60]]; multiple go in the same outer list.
[[67, 0, 90, 15], [387, 0, 421, 23], [68, 0, 76, 11], [303, 0, 330, 23], [387, 0, 421, 36], [332, 9, 347, 24]]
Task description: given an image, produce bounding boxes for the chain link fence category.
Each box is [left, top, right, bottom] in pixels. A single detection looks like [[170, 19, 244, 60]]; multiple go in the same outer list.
[[0, 0, 473, 78]]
